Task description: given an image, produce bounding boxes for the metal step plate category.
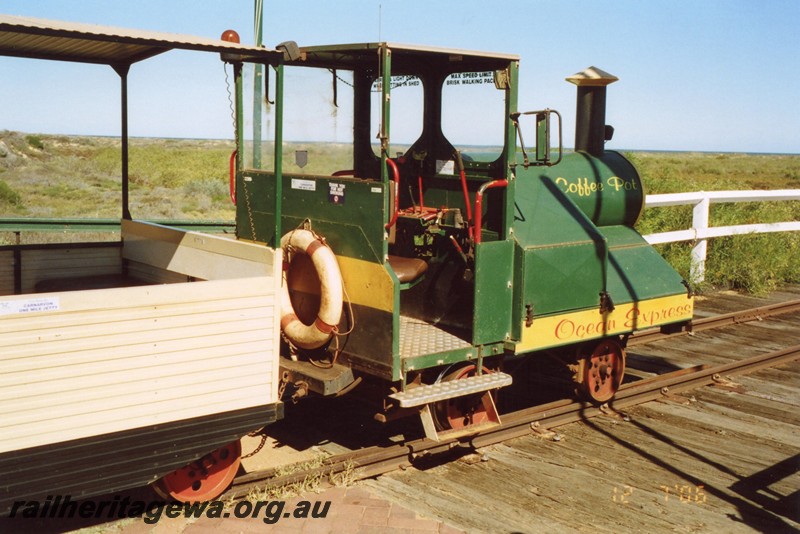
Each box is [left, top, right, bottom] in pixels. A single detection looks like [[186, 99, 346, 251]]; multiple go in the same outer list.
[[389, 372, 512, 408]]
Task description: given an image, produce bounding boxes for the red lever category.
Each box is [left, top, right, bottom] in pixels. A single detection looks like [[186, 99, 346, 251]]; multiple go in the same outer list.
[[229, 150, 237, 205], [385, 158, 400, 229], [454, 151, 473, 238]]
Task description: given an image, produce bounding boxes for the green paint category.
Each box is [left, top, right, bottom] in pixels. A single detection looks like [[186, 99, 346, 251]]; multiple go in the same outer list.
[[473, 240, 514, 345]]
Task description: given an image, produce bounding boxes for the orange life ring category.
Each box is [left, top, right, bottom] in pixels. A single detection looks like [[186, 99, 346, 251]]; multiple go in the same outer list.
[[280, 229, 343, 349]]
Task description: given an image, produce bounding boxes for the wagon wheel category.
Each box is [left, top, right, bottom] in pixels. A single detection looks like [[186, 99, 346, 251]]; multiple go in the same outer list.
[[576, 338, 626, 403], [152, 440, 242, 502], [432, 364, 498, 431]]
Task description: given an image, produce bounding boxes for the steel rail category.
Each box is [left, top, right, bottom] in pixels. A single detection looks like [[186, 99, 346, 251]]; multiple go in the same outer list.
[[628, 298, 800, 346], [227, 342, 800, 500]]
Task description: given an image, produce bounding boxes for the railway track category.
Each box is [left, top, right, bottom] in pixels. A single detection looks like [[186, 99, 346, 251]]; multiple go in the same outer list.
[[628, 297, 800, 346], [226, 299, 800, 500]]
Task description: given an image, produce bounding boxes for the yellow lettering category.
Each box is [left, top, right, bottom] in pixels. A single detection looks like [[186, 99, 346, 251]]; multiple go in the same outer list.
[[606, 176, 637, 192], [555, 319, 574, 339], [554, 176, 604, 197]]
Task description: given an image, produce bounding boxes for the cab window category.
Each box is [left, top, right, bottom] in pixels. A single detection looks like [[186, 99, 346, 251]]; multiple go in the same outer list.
[[371, 75, 424, 157], [441, 71, 505, 162]]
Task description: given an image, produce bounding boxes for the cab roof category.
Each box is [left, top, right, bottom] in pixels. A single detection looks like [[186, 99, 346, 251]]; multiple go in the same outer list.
[[293, 42, 519, 72]]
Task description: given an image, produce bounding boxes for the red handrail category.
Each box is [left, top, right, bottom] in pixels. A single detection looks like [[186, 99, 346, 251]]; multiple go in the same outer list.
[[454, 152, 473, 237], [229, 149, 237, 205], [473, 179, 508, 244], [418, 174, 424, 211], [385, 158, 400, 229]]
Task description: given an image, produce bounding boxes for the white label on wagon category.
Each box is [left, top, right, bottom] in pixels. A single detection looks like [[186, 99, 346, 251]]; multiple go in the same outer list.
[[0, 297, 60, 316]]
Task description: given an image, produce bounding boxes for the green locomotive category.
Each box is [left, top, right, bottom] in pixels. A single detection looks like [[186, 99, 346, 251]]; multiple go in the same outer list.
[[224, 38, 693, 439], [0, 14, 695, 512]]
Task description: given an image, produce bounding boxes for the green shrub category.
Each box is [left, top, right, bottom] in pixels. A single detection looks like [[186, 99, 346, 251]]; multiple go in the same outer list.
[[183, 177, 229, 203], [25, 135, 44, 150], [706, 233, 800, 294], [635, 152, 800, 294], [0, 179, 22, 207]]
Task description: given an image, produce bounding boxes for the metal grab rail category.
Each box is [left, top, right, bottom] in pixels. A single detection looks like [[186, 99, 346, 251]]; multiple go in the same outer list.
[[473, 179, 509, 244], [642, 189, 800, 282], [385, 158, 400, 230], [0, 219, 234, 235]]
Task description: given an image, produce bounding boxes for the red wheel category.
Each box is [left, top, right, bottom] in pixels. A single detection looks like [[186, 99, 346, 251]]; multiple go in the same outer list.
[[153, 441, 242, 502], [433, 365, 498, 430], [578, 339, 626, 403]]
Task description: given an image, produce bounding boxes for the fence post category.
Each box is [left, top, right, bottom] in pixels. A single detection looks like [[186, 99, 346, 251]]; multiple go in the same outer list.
[[690, 194, 710, 283]]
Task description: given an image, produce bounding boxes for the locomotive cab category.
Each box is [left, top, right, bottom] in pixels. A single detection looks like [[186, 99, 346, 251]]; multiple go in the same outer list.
[[231, 43, 518, 361]]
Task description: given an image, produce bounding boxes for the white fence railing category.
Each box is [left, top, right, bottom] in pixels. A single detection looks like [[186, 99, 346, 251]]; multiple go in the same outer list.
[[643, 189, 800, 283]]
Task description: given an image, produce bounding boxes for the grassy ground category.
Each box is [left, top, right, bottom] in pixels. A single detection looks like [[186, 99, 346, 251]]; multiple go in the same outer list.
[[1, 131, 798, 293], [0, 131, 235, 221], [630, 152, 800, 293]]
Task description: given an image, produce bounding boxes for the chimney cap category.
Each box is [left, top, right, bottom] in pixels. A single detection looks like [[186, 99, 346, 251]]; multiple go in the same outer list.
[[566, 66, 618, 87]]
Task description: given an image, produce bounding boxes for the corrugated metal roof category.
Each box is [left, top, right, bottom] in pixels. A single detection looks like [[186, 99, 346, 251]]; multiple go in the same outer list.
[[0, 14, 281, 65]]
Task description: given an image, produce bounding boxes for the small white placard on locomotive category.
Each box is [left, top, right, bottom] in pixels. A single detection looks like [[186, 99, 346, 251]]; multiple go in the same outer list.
[[291, 178, 316, 191], [436, 159, 455, 175]]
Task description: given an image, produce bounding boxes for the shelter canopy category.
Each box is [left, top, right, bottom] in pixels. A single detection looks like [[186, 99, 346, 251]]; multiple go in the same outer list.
[[0, 14, 281, 66]]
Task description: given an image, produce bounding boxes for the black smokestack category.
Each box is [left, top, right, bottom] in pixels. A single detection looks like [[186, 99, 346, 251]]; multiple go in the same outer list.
[[566, 67, 618, 157]]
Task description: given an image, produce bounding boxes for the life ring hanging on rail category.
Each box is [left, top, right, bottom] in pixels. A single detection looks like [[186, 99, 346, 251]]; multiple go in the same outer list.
[[280, 229, 344, 350]]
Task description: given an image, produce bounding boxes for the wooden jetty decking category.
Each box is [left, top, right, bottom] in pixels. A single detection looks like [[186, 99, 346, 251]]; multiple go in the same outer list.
[[363, 286, 800, 533]]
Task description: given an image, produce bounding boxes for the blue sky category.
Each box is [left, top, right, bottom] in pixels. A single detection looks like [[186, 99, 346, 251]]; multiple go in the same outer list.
[[1, 0, 798, 153]]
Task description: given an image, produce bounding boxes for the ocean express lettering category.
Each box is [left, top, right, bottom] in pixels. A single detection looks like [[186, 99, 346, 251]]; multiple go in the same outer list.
[[554, 303, 692, 340]]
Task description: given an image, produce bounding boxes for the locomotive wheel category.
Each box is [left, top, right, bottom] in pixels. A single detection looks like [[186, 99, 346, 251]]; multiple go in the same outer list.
[[433, 365, 497, 431], [152, 440, 242, 502], [577, 338, 626, 403]]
